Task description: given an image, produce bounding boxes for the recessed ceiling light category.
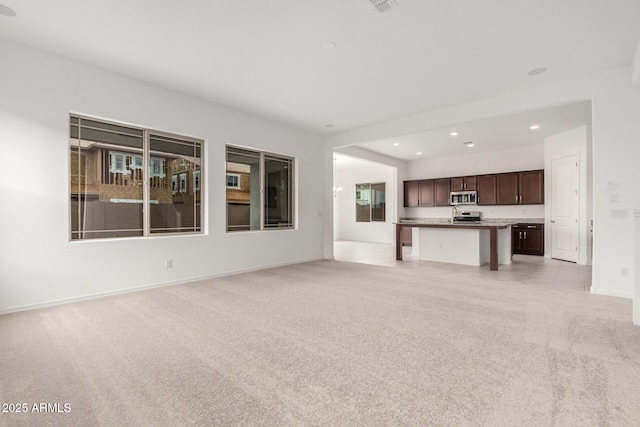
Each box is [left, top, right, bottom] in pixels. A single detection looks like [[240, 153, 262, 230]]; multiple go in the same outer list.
[[463, 141, 475, 148], [450, 132, 458, 136], [0, 4, 17, 16], [393, 142, 400, 146], [323, 42, 337, 50], [325, 124, 335, 128], [529, 124, 540, 130], [527, 67, 547, 76], [416, 152, 422, 155]]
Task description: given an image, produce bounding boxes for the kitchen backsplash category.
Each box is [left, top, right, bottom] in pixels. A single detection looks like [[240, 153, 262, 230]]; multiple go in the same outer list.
[[402, 204, 545, 219]]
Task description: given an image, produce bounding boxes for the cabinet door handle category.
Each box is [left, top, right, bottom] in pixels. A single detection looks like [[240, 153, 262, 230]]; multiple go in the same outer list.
[[524, 232, 527, 239], [527, 225, 535, 228], [519, 232, 522, 239]]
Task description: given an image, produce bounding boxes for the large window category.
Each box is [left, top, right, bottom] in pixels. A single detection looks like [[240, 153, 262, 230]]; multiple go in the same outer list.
[[226, 146, 294, 232], [70, 115, 203, 240], [355, 182, 386, 222]]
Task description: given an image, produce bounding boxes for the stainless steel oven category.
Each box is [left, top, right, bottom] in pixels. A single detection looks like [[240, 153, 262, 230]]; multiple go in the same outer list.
[[450, 190, 477, 205], [453, 210, 482, 223]]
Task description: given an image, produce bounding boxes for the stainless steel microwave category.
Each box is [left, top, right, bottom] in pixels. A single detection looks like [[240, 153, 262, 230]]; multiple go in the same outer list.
[[450, 190, 477, 205]]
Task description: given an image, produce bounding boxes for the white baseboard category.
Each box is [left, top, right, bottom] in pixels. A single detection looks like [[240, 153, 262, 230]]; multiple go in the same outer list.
[[590, 288, 632, 299]]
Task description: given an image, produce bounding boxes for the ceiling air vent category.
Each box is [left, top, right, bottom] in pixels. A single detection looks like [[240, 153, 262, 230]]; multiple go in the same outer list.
[[368, 0, 399, 13]]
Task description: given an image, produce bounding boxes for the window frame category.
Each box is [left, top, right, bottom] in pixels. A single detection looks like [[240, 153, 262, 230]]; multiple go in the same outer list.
[[355, 181, 386, 223], [69, 113, 205, 241], [225, 145, 295, 233]]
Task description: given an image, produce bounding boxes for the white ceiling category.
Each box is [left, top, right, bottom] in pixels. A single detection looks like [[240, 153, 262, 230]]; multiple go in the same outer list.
[[0, 0, 638, 137], [358, 100, 592, 161], [333, 153, 391, 171]]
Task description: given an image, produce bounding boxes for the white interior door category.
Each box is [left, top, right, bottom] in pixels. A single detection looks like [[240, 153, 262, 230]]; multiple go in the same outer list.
[[551, 154, 579, 262]]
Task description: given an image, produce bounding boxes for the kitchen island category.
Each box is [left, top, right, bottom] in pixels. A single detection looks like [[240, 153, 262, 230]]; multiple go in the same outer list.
[[395, 220, 514, 271]]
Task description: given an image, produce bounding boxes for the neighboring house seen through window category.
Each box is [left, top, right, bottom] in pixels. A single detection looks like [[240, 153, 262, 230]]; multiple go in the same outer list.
[[226, 173, 241, 189], [226, 146, 294, 232], [193, 170, 201, 192], [70, 115, 203, 239]]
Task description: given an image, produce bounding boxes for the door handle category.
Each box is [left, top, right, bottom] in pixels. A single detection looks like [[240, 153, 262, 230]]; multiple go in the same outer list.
[[524, 232, 527, 239], [519, 232, 522, 239]]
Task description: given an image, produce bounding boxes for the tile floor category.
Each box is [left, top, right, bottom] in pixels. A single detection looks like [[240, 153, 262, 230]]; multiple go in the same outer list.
[[333, 240, 592, 292]]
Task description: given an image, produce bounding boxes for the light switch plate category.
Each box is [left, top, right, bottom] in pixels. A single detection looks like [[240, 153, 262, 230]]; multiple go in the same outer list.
[[611, 209, 627, 218]]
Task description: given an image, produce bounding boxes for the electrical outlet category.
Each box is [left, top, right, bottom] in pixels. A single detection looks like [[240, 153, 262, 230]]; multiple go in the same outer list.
[[620, 267, 629, 277], [165, 259, 173, 269]]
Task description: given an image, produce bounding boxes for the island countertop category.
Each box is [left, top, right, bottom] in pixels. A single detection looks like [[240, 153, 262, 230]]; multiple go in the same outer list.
[[398, 217, 543, 225], [395, 220, 515, 228], [395, 221, 515, 270]]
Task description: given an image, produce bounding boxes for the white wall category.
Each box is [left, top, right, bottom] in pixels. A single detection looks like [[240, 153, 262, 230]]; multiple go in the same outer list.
[[544, 126, 591, 265], [635, 210, 640, 325], [0, 39, 325, 313], [404, 145, 546, 220], [325, 66, 640, 301], [334, 164, 396, 243]]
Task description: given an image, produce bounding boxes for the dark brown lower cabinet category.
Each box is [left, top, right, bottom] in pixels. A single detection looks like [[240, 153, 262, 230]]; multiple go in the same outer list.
[[401, 227, 412, 246], [512, 223, 544, 256]]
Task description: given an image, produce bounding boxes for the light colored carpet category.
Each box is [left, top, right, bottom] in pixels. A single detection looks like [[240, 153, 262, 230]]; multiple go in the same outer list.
[[1, 259, 639, 426]]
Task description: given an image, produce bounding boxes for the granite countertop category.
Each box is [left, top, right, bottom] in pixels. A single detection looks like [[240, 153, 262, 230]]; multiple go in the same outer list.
[[396, 221, 514, 228], [398, 217, 544, 225], [488, 218, 544, 224]]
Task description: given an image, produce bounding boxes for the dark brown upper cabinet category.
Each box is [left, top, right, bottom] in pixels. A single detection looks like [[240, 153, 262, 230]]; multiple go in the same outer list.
[[434, 178, 451, 206], [519, 170, 544, 204], [403, 180, 434, 207], [450, 176, 477, 191], [497, 173, 520, 205], [497, 170, 544, 205], [404, 180, 420, 207], [477, 175, 497, 205], [418, 179, 435, 206], [404, 169, 543, 207]]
